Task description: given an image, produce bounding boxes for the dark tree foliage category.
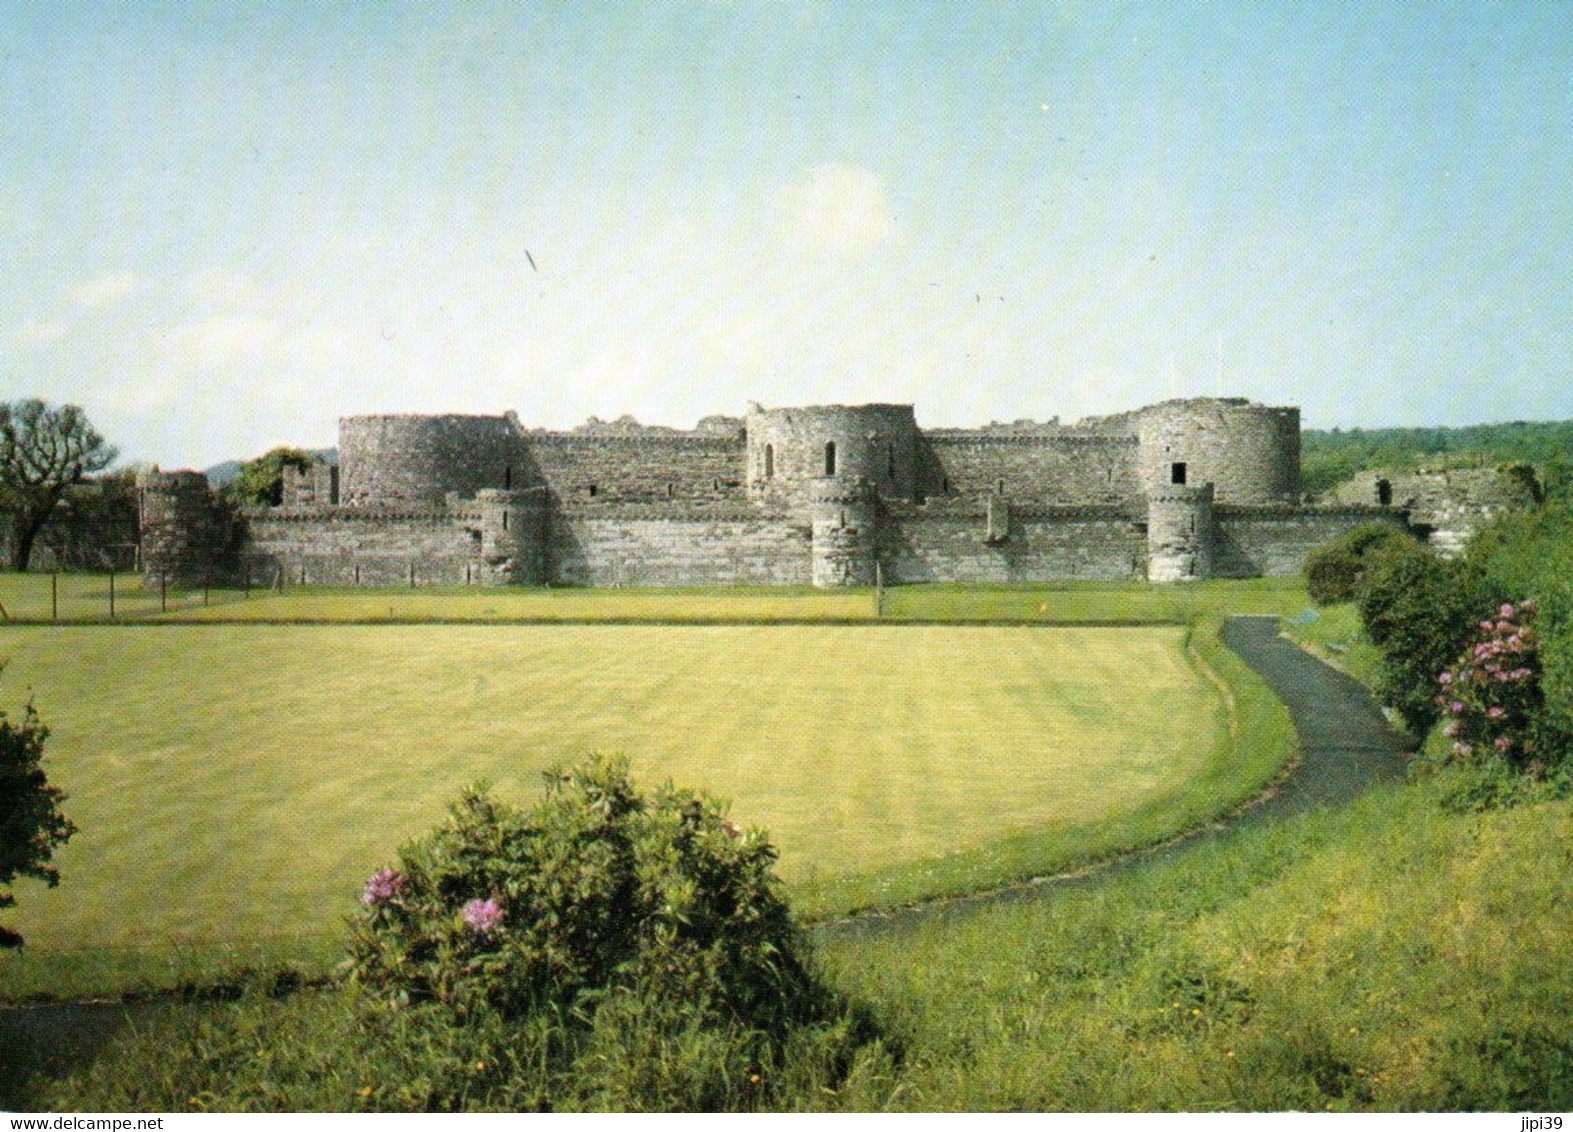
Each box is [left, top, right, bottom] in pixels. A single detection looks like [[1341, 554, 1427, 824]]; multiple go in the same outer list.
[[1304, 523, 1413, 606], [0, 684, 75, 948], [0, 400, 118, 571], [1357, 540, 1502, 734], [227, 447, 313, 508]]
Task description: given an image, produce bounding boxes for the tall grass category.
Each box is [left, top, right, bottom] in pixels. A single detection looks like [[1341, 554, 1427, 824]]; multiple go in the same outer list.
[[33, 765, 1573, 1111]]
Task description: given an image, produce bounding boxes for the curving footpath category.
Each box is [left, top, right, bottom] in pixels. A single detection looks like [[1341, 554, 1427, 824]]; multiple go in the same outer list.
[[815, 614, 1410, 939], [0, 616, 1409, 1102]]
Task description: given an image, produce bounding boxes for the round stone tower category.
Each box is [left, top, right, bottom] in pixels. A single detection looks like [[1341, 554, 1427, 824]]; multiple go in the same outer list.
[[1147, 484, 1215, 582], [745, 403, 921, 504], [138, 470, 217, 587], [474, 488, 547, 585], [1137, 398, 1300, 505], [810, 482, 880, 588], [338, 414, 527, 506]]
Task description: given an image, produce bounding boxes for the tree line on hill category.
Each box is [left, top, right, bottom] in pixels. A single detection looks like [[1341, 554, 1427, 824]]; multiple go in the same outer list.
[[1303, 419, 1573, 501]]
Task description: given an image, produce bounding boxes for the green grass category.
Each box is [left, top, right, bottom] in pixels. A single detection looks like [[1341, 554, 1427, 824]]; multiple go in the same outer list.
[[34, 767, 1573, 1112], [0, 617, 1284, 999], [0, 571, 1318, 625], [0, 572, 877, 624], [803, 769, 1573, 1111], [1282, 602, 1385, 689]]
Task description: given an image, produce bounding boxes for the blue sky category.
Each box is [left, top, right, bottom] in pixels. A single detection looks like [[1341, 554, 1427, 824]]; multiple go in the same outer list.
[[2, 2, 1571, 467]]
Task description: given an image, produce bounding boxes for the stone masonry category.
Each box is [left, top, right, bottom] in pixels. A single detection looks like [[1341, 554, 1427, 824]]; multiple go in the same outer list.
[[138, 396, 1499, 589]]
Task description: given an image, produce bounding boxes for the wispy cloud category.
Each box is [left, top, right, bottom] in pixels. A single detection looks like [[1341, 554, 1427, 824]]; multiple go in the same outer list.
[[186, 271, 270, 308], [8, 317, 72, 346], [72, 271, 146, 307], [159, 313, 282, 367], [776, 164, 896, 258]]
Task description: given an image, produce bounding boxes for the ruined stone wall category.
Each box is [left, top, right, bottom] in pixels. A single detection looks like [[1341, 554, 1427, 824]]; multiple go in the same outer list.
[[884, 503, 1146, 583], [338, 414, 529, 506], [1212, 506, 1408, 577], [529, 435, 748, 504], [923, 435, 1142, 504], [240, 508, 485, 586], [1137, 398, 1300, 504], [1332, 467, 1538, 556], [548, 508, 810, 586], [281, 459, 339, 506]]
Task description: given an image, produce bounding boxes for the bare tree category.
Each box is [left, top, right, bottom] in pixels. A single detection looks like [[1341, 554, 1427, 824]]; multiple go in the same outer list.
[[0, 400, 117, 572]]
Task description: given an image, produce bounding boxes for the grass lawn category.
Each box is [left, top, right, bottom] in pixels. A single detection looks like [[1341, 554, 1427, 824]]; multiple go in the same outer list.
[[0, 572, 1318, 625], [0, 620, 1258, 998]]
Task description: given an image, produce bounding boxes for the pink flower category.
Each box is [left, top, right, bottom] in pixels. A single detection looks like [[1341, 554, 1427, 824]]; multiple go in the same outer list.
[[1487, 706, 1505, 718], [1443, 722, 1459, 737], [362, 869, 407, 906], [461, 897, 504, 934], [1499, 603, 1516, 618], [1480, 620, 1495, 631], [1450, 701, 1465, 714], [1452, 741, 1472, 757], [1438, 671, 1453, 685], [1494, 736, 1512, 752]]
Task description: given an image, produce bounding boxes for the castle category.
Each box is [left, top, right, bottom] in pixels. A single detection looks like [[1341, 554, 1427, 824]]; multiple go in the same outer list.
[[136, 396, 1528, 590]]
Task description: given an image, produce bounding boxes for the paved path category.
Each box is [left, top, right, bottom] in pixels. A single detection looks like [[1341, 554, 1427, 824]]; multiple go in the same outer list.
[[815, 614, 1410, 940], [0, 616, 1408, 1102]]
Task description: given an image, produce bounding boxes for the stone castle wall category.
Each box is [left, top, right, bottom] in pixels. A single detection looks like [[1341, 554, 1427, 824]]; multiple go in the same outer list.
[[528, 434, 748, 504], [137, 396, 1531, 589], [1212, 506, 1409, 577], [923, 435, 1142, 505], [1333, 466, 1538, 556], [884, 504, 1146, 583]]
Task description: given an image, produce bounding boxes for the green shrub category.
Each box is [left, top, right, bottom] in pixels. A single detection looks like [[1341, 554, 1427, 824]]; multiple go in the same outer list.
[[1304, 524, 1413, 606], [349, 756, 826, 1034], [1356, 540, 1500, 734], [0, 687, 75, 949]]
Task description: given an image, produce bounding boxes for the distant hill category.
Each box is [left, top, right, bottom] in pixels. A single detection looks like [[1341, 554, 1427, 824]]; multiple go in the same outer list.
[[204, 448, 337, 487], [1303, 419, 1573, 501]]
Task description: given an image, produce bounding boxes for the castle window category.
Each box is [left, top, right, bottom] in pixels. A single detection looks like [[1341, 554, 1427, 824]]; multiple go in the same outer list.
[[764, 444, 774, 479], [501, 512, 509, 531], [887, 444, 896, 479], [1377, 479, 1392, 506], [824, 442, 837, 476], [997, 479, 1005, 496], [588, 484, 598, 497], [942, 477, 950, 494], [504, 465, 512, 489], [1171, 462, 1188, 486], [667, 483, 675, 498]]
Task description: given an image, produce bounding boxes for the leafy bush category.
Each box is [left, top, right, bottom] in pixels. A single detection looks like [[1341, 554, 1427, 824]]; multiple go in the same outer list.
[[0, 685, 75, 948], [349, 757, 827, 1035], [1356, 540, 1500, 734], [228, 447, 313, 507], [1304, 524, 1412, 606]]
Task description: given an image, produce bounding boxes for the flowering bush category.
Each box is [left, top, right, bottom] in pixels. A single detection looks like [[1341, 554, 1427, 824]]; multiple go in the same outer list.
[[1436, 600, 1545, 771], [347, 756, 826, 1034]]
